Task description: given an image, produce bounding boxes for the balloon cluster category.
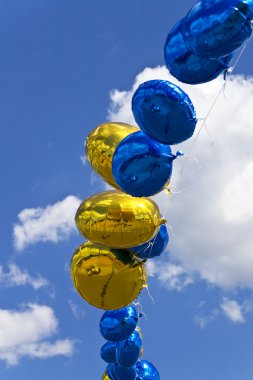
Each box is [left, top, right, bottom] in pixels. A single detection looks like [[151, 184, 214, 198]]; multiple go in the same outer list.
[[70, 1, 253, 378], [165, 0, 253, 84], [100, 306, 160, 380]]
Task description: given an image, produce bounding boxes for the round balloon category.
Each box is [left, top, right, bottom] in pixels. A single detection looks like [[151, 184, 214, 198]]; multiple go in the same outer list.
[[71, 242, 147, 310], [101, 341, 117, 363], [132, 80, 197, 145], [102, 372, 111, 380], [130, 224, 169, 259], [164, 18, 233, 85], [85, 122, 139, 189], [100, 306, 138, 342], [184, 0, 253, 59], [75, 191, 165, 248], [136, 360, 160, 380], [112, 131, 174, 197], [107, 363, 136, 380], [116, 330, 142, 368]]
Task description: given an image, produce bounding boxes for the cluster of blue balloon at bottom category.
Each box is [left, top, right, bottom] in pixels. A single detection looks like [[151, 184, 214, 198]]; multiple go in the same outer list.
[[100, 306, 160, 380]]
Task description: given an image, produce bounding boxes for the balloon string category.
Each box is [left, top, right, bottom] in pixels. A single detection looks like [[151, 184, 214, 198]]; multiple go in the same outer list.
[[173, 40, 249, 192]]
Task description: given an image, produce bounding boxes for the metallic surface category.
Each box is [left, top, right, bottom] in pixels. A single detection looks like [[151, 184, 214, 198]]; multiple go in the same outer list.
[[85, 122, 138, 189], [101, 341, 117, 364], [102, 372, 111, 380], [132, 80, 197, 145], [131, 224, 169, 259], [116, 330, 142, 368], [136, 360, 160, 380], [71, 242, 147, 310], [112, 131, 174, 197], [75, 191, 165, 248], [107, 363, 136, 380]]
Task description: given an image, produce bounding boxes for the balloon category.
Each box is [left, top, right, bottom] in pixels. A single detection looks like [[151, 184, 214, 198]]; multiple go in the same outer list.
[[102, 372, 111, 380], [132, 80, 197, 145], [75, 191, 165, 248], [85, 122, 139, 189], [164, 18, 233, 84], [130, 224, 169, 259], [112, 131, 175, 197], [100, 306, 138, 342], [136, 360, 160, 380], [107, 363, 136, 380], [71, 242, 147, 310], [184, 0, 253, 59], [116, 330, 142, 368], [101, 341, 117, 363]]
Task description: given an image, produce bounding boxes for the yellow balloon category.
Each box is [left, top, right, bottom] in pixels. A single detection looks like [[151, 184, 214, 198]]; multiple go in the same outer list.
[[75, 190, 165, 248], [85, 122, 139, 189], [71, 241, 147, 310], [102, 372, 111, 380]]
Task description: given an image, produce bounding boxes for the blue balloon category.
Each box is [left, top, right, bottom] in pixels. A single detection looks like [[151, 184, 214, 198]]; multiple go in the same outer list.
[[116, 330, 142, 368], [100, 306, 138, 342], [132, 80, 197, 145], [130, 224, 169, 259], [164, 18, 233, 85], [184, 0, 253, 59], [112, 131, 176, 197], [107, 363, 136, 380], [101, 341, 117, 363], [136, 360, 160, 380]]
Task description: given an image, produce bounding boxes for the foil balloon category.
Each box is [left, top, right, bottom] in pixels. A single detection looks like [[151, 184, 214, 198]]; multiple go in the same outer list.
[[107, 363, 136, 380], [112, 131, 175, 197], [102, 372, 111, 380], [71, 242, 147, 310], [164, 18, 233, 84], [130, 224, 169, 259], [136, 360, 160, 380], [132, 80, 197, 145], [116, 329, 142, 368], [101, 341, 117, 363], [184, 0, 253, 59], [100, 306, 138, 342], [75, 191, 165, 248], [85, 122, 138, 189]]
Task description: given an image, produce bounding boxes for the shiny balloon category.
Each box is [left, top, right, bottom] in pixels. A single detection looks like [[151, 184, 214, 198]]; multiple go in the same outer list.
[[100, 306, 138, 342], [116, 330, 142, 368], [101, 341, 117, 363], [102, 372, 111, 380], [136, 360, 160, 380], [184, 0, 253, 59], [71, 242, 147, 310], [164, 18, 233, 85], [132, 80, 197, 145], [107, 363, 136, 380], [112, 131, 174, 197], [85, 122, 139, 189], [75, 191, 165, 248], [130, 224, 169, 259]]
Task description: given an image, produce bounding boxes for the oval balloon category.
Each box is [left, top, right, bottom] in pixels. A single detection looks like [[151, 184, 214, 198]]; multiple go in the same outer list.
[[132, 80, 197, 145], [100, 306, 138, 342], [136, 360, 160, 380], [130, 224, 169, 259], [85, 122, 139, 189], [75, 191, 165, 248], [184, 0, 253, 59], [71, 242, 147, 310], [107, 363, 136, 380], [164, 18, 233, 84], [116, 330, 142, 368], [112, 131, 174, 197], [102, 372, 111, 380], [101, 341, 117, 363]]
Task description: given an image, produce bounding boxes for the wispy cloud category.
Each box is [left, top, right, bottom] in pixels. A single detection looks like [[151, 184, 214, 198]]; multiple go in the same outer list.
[[0, 264, 48, 290], [108, 65, 253, 290], [68, 300, 86, 320], [13, 195, 81, 251], [0, 304, 75, 366], [221, 299, 245, 323]]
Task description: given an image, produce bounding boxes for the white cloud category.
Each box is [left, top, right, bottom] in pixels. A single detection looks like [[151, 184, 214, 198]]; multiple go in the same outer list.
[[221, 299, 245, 323], [68, 300, 86, 320], [108, 65, 253, 290], [0, 264, 48, 290], [13, 195, 81, 251], [0, 304, 75, 366]]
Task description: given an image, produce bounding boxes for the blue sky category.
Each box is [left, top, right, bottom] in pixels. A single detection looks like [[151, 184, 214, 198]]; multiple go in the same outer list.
[[1, 0, 253, 379]]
